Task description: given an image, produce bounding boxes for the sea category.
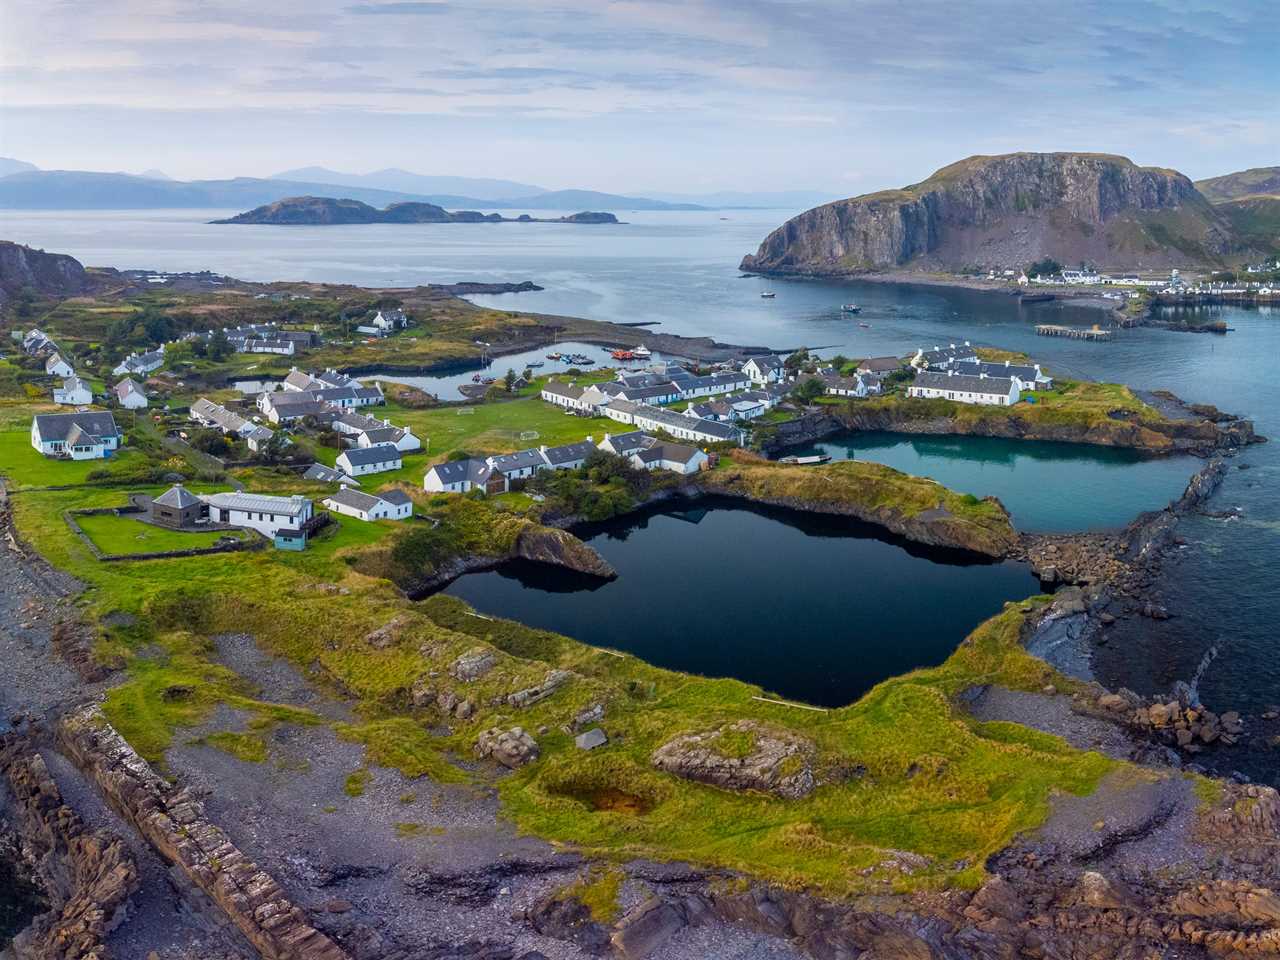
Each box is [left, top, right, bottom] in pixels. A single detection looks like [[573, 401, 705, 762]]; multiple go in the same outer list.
[[5, 208, 1279, 777]]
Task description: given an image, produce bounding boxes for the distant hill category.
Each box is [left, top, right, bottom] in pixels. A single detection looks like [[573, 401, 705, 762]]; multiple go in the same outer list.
[[1196, 167, 1280, 202], [0, 241, 89, 305], [211, 196, 620, 226], [0, 157, 38, 178], [642, 189, 844, 209], [742, 152, 1255, 276], [270, 166, 547, 201], [0, 169, 701, 212], [1216, 195, 1280, 255]]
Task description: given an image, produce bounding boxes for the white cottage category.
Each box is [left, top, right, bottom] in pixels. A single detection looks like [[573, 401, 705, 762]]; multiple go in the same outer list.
[[53, 376, 93, 406], [908, 370, 1020, 406], [336, 443, 402, 476], [114, 378, 148, 409], [201, 491, 313, 538], [322, 487, 413, 522], [30, 411, 121, 460]]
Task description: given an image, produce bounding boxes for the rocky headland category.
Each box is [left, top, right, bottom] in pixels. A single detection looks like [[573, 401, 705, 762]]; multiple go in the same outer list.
[[740, 152, 1258, 277]]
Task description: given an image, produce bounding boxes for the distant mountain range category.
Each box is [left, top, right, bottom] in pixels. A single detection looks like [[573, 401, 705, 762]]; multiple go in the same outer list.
[[0, 158, 837, 211]]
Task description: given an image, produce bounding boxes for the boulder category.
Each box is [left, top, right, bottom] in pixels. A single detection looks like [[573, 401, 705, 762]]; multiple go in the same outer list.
[[1097, 694, 1128, 712], [575, 728, 608, 751], [450, 648, 497, 682], [509, 669, 573, 709], [365, 614, 411, 649], [565, 702, 605, 734], [651, 720, 817, 799], [475, 726, 540, 769], [611, 898, 688, 959]]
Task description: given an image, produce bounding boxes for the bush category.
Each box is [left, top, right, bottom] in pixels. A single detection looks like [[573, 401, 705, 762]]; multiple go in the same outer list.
[[147, 588, 217, 633]]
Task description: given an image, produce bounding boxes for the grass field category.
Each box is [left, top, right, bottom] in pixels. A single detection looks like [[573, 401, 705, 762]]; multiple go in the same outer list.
[[0, 428, 150, 490], [74, 512, 246, 555]]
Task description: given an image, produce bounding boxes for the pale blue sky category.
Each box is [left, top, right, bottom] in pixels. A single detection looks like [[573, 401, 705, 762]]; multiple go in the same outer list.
[[1, 0, 1276, 194]]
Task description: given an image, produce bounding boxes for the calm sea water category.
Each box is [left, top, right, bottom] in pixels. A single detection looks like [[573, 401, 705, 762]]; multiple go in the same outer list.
[[790, 432, 1196, 533], [4, 210, 1278, 771], [447, 501, 1040, 706]]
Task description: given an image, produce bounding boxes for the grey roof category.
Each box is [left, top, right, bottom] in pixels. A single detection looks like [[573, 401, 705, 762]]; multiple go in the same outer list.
[[542, 440, 597, 465], [920, 344, 979, 366], [618, 373, 676, 389], [336, 411, 383, 431], [32, 411, 119, 443], [379, 489, 413, 506], [203, 491, 311, 516], [966, 360, 1044, 381], [619, 384, 679, 402], [912, 371, 1017, 395], [744, 354, 784, 370], [325, 487, 383, 512], [270, 389, 328, 407], [284, 370, 321, 391], [361, 427, 403, 445], [114, 378, 144, 399], [191, 398, 249, 432], [859, 356, 902, 373], [154, 483, 202, 509], [427, 457, 493, 485], [338, 443, 402, 467], [603, 398, 639, 415], [489, 448, 549, 473], [541, 380, 585, 399], [599, 430, 652, 456], [635, 441, 700, 465], [60, 376, 90, 392], [271, 400, 330, 419], [632, 405, 739, 441], [304, 463, 359, 485]]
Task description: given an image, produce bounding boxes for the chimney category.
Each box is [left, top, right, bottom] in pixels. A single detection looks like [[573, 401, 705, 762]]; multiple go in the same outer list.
[[1005, 360, 1010, 366]]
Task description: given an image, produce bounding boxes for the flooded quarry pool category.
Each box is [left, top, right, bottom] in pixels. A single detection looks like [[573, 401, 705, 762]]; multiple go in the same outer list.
[[446, 500, 1041, 707]]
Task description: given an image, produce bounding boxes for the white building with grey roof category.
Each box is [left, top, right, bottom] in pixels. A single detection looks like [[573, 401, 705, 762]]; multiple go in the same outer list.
[[908, 370, 1020, 406], [30, 411, 121, 460], [322, 487, 413, 522]]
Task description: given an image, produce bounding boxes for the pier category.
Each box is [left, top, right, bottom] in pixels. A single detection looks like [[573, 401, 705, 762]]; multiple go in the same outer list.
[[1035, 324, 1112, 341]]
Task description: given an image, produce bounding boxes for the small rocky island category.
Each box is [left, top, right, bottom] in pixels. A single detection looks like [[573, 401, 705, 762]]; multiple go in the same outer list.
[[211, 195, 619, 225]]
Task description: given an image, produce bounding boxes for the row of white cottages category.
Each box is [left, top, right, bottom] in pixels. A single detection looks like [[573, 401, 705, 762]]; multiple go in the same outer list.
[[425, 431, 708, 495], [906, 341, 1055, 406]]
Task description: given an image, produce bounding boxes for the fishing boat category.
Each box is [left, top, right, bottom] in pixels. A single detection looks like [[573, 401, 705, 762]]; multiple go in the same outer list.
[[525, 361, 544, 368], [633, 344, 652, 358], [840, 303, 861, 313], [611, 348, 636, 360], [760, 291, 776, 299], [546, 352, 562, 360], [858, 321, 871, 328], [778, 454, 832, 465]]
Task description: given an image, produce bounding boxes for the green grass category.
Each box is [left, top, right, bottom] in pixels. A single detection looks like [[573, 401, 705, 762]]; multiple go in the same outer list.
[[0, 428, 150, 490], [75, 512, 247, 555], [202, 730, 269, 763], [344, 768, 372, 797]]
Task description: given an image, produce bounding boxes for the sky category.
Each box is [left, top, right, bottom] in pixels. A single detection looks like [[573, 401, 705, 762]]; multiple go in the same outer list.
[[1, 0, 1277, 196]]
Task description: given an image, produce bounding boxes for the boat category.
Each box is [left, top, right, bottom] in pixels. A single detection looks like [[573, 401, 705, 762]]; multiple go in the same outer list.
[[611, 349, 636, 360], [633, 344, 652, 358], [760, 291, 776, 299], [778, 454, 832, 465], [525, 361, 544, 368], [546, 352, 562, 360], [840, 303, 861, 313], [858, 321, 871, 328]]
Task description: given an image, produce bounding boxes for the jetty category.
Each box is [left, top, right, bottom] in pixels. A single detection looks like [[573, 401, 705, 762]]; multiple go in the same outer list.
[[1035, 324, 1112, 341]]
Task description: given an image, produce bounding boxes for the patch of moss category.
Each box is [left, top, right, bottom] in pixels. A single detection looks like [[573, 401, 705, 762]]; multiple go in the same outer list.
[[344, 768, 372, 797]]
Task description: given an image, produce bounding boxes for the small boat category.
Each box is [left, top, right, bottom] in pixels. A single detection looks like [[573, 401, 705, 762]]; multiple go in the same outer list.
[[611, 349, 636, 360], [858, 321, 871, 329], [840, 303, 861, 313], [760, 291, 776, 299], [633, 344, 652, 358], [525, 360, 544, 368], [546, 352, 562, 360], [778, 454, 832, 465]]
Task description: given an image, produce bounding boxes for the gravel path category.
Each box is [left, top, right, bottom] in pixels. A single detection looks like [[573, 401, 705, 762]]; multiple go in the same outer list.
[[964, 685, 1141, 760]]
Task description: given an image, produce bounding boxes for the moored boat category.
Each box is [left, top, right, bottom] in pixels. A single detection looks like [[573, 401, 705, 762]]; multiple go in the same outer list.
[[841, 303, 861, 313], [633, 344, 652, 358], [778, 454, 832, 465], [760, 291, 776, 299]]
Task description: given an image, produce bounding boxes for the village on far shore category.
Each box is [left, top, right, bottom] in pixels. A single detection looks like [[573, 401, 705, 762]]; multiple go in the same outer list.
[[14, 299, 1062, 557]]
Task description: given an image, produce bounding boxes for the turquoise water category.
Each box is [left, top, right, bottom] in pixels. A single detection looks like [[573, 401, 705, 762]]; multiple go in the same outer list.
[[790, 432, 1197, 533]]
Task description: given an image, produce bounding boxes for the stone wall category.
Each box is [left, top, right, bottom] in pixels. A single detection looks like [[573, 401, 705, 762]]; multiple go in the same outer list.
[[57, 705, 349, 960]]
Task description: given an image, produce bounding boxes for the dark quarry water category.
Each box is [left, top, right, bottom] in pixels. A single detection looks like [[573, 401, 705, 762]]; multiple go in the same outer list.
[[0, 853, 44, 951], [447, 500, 1040, 707], [790, 432, 1197, 533]]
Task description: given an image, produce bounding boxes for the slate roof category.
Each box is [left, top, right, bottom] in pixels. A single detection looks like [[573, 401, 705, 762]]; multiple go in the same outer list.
[[966, 360, 1044, 382], [325, 488, 382, 512], [379, 489, 413, 506], [632, 405, 740, 441], [542, 440, 597, 465], [618, 384, 679, 402], [154, 483, 202, 509], [361, 427, 404, 445], [635, 441, 700, 465], [488, 448, 549, 473], [338, 443, 401, 467], [32, 411, 119, 443], [744, 355, 784, 371], [858, 356, 902, 373], [114, 378, 144, 400], [912, 371, 1017, 395], [541, 381, 585, 400], [303, 463, 359, 485], [426, 458, 494, 485], [598, 431, 652, 456]]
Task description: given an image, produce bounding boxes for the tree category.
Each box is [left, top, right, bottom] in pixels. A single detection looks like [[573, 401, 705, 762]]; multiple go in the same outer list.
[[258, 431, 290, 464], [1026, 258, 1063, 278], [208, 330, 232, 362], [503, 368, 517, 392], [793, 377, 826, 404], [784, 348, 810, 372]]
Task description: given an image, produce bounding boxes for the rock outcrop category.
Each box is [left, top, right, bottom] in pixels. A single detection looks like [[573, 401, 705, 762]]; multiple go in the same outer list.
[[475, 727, 540, 769], [742, 152, 1252, 275], [514, 526, 616, 580], [0, 241, 88, 305], [56, 705, 348, 960], [650, 720, 817, 800], [0, 734, 138, 960]]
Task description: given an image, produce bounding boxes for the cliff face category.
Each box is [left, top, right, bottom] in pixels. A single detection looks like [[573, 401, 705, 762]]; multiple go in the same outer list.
[[742, 152, 1247, 275], [0, 241, 88, 304]]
